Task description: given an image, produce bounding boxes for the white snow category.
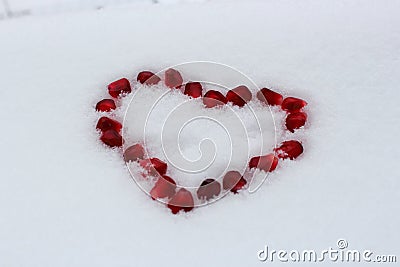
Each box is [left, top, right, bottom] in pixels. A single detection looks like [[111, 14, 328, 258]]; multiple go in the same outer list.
[[0, 0, 399, 266], [120, 64, 276, 192]]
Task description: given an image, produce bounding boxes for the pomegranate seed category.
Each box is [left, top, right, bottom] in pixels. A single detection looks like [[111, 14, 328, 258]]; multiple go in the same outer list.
[[137, 71, 161, 85], [100, 129, 123, 147], [108, 78, 131, 98], [139, 158, 168, 176], [275, 140, 303, 160], [123, 144, 145, 162], [281, 97, 307, 112], [196, 178, 221, 200], [95, 99, 116, 112], [150, 175, 177, 200], [226, 85, 252, 107], [184, 82, 203, 98], [223, 171, 247, 194], [165, 68, 183, 89], [249, 154, 278, 172], [256, 88, 283, 106], [203, 90, 227, 108], [167, 188, 194, 214], [96, 117, 122, 133], [286, 111, 307, 132]]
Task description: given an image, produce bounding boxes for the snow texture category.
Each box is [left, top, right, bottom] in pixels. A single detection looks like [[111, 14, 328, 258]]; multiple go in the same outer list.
[[120, 63, 276, 193], [0, 0, 399, 266]]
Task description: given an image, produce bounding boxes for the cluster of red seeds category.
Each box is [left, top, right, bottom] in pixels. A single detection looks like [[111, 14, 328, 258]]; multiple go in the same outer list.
[[94, 68, 308, 214]]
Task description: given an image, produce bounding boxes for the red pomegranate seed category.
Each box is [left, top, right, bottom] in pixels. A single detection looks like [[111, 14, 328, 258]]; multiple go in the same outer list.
[[231, 178, 247, 194], [139, 158, 168, 176], [226, 85, 252, 107], [256, 88, 283, 106], [281, 97, 307, 112], [286, 111, 307, 132], [100, 129, 123, 147], [96, 117, 122, 133], [184, 82, 203, 98], [137, 71, 161, 85], [203, 90, 227, 108], [275, 140, 304, 160], [196, 178, 221, 200], [167, 188, 194, 214], [123, 144, 145, 162], [165, 68, 183, 89], [150, 175, 177, 200], [249, 154, 278, 172], [108, 78, 131, 98], [223, 171, 247, 194], [95, 99, 116, 112]]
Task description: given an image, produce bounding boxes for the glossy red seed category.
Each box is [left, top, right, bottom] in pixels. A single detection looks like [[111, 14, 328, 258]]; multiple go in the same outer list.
[[286, 111, 307, 132], [275, 140, 304, 160], [167, 188, 194, 214], [281, 97, 307, 112], [196, 178, 221, 200], [256, 88, 283, 106], [137, 71, 161, 85], [96, 117, 122, 133], [100, 129, 123, 147], [150, 175, 177, 200], [223, 171, 241, 190], [226, 85, 252, 107], [203, 90, 227, 108], [165, 68, 183, 89], [184, 82, 203, 98], [231, 178, 247, 194], [249, 154, 278, 172], [123, 144, 145, 162], [139, 158, 168, 176], [108, 78, 131, 98], [95, 99, 116, 112], [223, 171, 247, 194]]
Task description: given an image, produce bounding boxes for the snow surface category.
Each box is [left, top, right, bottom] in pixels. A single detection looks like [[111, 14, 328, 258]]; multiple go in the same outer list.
[[0, 0, 206, 19], [1, 0, 400, 266], [120, 62, 277, 194]]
